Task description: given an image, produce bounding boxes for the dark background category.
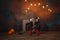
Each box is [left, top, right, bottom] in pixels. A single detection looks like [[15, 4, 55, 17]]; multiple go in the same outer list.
[[0, 0, 60, 32]]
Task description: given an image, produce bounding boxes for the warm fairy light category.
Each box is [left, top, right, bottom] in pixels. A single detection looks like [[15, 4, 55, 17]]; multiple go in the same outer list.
[[25, 0, 27, 2], [34, 4, 37, 6], [25, 10, 28, 13], [48, 8, 52, 12], [48, 8, 50, 11], [50, 10, 52, 12], [46, 5, 48, 7], [30, 3, 33, 6], [38, 3, 41, 6], [27, 7, 30, 10], [42, 6, 45, 8]]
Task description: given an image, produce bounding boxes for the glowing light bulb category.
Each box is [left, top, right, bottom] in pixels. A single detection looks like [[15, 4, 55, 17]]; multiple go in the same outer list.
[[30, 3, 33, 6], [48, 8, 52, 12], [27, 7, 30, 10], [34, 4, 37, 6], [48, 8, 50, 11], [25, 0, 27, 2], [25, 10, 28, 13], [46, 5, 48, 7], [42, 6, 45, 8], [38, 3, 41, 6]]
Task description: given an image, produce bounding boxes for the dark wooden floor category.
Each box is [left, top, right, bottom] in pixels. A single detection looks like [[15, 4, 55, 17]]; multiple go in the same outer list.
[[0, 31, 60, 40]]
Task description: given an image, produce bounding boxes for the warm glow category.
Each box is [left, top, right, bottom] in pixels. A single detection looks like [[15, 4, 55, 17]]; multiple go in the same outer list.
[[30, 3, 33, 6], [46, 5, 48, 7], [38, 3, 41, 6], [34, 4, 37, 6], [25, 0, 27, 2], [50, 10, 52, 12], [48, 8, 50, 11], [42, 6, 45, 8], [25, 10, 28, 13], [48, 8, 52, 12], [27, 7, 30, 10], [8, 29, 15, 35]]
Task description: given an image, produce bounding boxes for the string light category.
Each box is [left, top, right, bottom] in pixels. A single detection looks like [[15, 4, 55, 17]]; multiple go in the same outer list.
[[27, 7, 30, 10], [48, 8, 50, 11], [50, 10, 52, 12], [38, 3, 41, 6], [24, 0, 53, 13], [25, 0, 27, 2], [25, 10, 28, 13], [30, 3, 33, 6], [34, 4, 37, 6], [46, 5, 48, 7], [48, 8, 52, 12], [42, 6, 45, 8]]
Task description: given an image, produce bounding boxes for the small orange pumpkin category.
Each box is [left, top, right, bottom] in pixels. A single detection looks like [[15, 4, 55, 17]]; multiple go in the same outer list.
[[8, 29, 15, 35]]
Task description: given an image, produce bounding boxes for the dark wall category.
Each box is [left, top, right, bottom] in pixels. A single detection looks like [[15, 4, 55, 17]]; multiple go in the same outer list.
[[0, 0, 15, 32]]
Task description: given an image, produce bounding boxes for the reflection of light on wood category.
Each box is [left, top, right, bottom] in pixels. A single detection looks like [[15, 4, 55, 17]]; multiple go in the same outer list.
[[42, 6, 44, 8], [38, 3, 41, 6], [34, 4, 37, 6], [30, 3, 33, 6]]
